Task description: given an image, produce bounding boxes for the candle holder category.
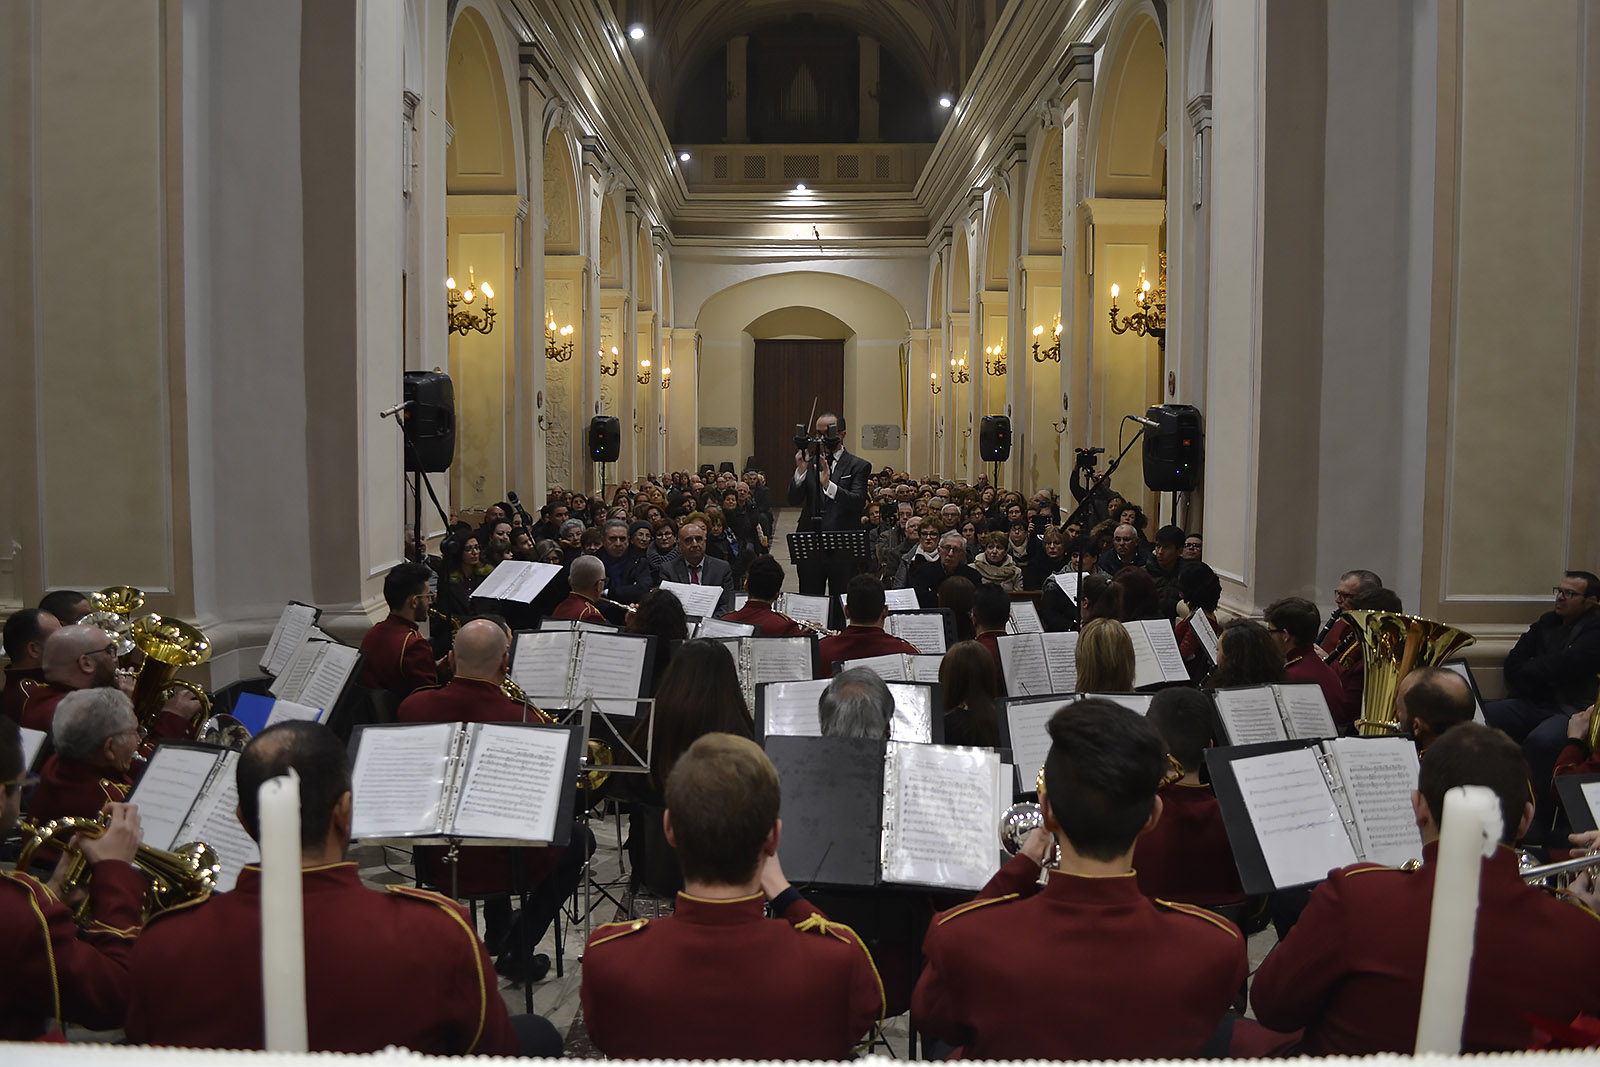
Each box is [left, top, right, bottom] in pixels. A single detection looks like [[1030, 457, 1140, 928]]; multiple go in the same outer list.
[[929, 372, 942, 395], [1032, 319, 1062, 362], [637, 359, 652, 385], [984, 344, 1007, 376], [1109, 252, 1167, 347], [948, 356, 970, 384], [545, 316, 575, 361], [445, 269, 495, 336], [661, 366, 672, 390], [599, 347, 620, 376]]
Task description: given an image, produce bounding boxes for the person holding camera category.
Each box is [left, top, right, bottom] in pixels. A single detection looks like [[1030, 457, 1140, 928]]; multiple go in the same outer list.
[[1069, 447, 1117, 527], [788, 411, 871, 598]]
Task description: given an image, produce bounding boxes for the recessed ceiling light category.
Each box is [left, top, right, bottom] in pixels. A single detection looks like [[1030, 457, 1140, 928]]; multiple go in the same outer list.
[[938, 96, 953, 108], [628, 25, 645, 40], [678, 151, 691, 162]]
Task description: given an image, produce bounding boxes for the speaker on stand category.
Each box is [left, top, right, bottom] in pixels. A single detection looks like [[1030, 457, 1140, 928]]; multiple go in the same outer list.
[[1141, 403, 1203, 525], [980, 415, 1012, 488], [588, 415, 621, 498]]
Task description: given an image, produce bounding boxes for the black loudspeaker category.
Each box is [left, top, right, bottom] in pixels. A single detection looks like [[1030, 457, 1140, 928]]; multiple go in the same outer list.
[[979, 415, 1012, 462], [402, 371, 455, 473], [1142, 404, 1204, 492], [588, 416, 621, 463]]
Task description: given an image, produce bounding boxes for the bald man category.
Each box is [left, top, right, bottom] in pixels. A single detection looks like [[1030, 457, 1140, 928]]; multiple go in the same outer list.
[[551, 554, 610, 624], [1097, 523, 1152, 576], [396, 618, 587, 984], [1395, 667, 1477, 756], [22, 624, 201, 736]]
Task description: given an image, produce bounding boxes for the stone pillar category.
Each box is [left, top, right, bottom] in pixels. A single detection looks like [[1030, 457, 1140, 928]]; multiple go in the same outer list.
[[858, 36, 880, 141], [726, 36, 748, 142], [519, 45, 552, 503]]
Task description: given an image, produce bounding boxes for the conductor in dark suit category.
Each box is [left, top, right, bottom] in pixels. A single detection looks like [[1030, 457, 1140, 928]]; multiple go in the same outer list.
[[788, 410, 871, 599], [659, 518, 734, 616]]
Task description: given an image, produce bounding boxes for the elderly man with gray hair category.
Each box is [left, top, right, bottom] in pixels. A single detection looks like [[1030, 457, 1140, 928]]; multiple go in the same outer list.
[[29, 688, 141, 826], [819, 668, 894, 740]]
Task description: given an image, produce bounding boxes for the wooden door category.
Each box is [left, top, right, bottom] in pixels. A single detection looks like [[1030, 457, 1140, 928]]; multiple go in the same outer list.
[[752, 339, 845, 479]]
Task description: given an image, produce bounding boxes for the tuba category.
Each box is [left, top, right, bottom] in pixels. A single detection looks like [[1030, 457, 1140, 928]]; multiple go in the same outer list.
[[1342, 609, 1475, 737], [128, 613, 213, 735], [15, 815, 218, 923]]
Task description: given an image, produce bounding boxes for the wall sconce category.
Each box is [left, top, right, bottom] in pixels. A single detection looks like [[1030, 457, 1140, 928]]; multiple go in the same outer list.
[[984, 343, 1006, 376], [637, 358, 652, 385], [929, 371, 942, 396], [1032, 318, 1062, 363], [599, 346, 620, 376], [661, 365, 672, 390], [545, 315, 575, 361], [1109, 252, 1167, 347], [948, 356, 969, 384], [446, 269, 495, 336]]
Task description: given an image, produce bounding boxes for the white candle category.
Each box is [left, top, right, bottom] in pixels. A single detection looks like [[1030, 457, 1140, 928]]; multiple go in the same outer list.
[[1414, 784, 1503, 1055], [259, 770, 308, 1052]]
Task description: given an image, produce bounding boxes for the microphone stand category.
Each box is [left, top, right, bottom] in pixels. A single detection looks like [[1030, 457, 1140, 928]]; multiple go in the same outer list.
[[1061, 421, 1146, 532]]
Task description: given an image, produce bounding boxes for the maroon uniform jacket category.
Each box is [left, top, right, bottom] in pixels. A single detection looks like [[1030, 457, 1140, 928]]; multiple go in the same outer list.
[[357, 613, 436, 699], [974, 630, 1005, 684], [1175, 610, 1218, 681], [721, 601, 807, 637], [1286, 645, 1349, 727], [1251, 843, 1600, 1054], [1319, 619, 1365, 721], [123, 862, 516, 1054], [0, 861, 144, 1040], [581, 890, 883, 1059], [28, 755, 131, 824], [3, 665, 45, 724], [818, 625, 919, 678], [1132, 784, 1245, 909], [19, 681, 73, 734], [550, 592, 608, 624], [913, 852, 1247, 1059], [397, 677, 561, 896]]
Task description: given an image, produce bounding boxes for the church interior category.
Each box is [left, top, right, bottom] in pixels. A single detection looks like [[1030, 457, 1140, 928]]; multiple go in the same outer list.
[[3, 0, 1600, 1059]]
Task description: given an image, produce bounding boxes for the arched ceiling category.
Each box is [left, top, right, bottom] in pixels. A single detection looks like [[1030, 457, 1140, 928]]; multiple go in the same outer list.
[[643, 0, 958, 115]]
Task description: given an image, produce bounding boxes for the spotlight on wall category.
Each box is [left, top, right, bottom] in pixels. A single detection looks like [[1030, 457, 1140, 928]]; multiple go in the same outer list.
[[938, 95, 953, 108], [628, 25, 645, 40]]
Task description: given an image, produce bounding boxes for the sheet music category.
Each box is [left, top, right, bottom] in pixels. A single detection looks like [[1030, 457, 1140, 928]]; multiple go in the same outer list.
[[130, 745, 222, 851], [998, 634, 1052, 698], [1002, 697, 1063, 792], [732, 592, 748, 612], [659, 580, 723, 621], [843, 654, 912, 682], [511, 631, 576, 702], [269, 638, 322, 701], [1052, 571, 1083, 602], [179, 752, 258, 893], [349, 723, 455, 838], [299, 644, 359, 713], [261, 603, 318, 676], [449, 724, 569, 841], [20, 727, 46, 771], [908, 655, 944, 683], [1277, 683, 1338, 739], [1231, 747, 1357, 888], [1584, 781, 1600, 827], [747, 637, 816, 685], [1129, 619, 1188, 688], [1328, 737, 1423, 867], [263, 699, 324, 729], [1040, 632, 1079, 693], [1084, 692, 1154, 715], [472, 560, 562, 604], [571, 633, 650, 718], [695, 616, 757, 638], [1215, 686, 1291, 745], [886, 683, 935, 744], [884, 588, 921, 611], [885, 612, 947, 654], [881, 742, 1001, 891], [1007, 600, 1043, 634], [1190, 609, 1221, 665], [761, 679, 831, 737], [777, 593, 829, 629]]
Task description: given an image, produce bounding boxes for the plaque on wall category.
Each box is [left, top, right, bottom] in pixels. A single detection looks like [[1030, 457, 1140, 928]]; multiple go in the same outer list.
[[860, 425, 902, 451], [699, 426, 739, 447]]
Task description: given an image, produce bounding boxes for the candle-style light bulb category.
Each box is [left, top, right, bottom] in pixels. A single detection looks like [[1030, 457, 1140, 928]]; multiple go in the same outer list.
[[461, 289, 473, 303], [1110, 283, 1120, 300], [1034, 325, 1044, 337], [640, 359, 650, 369], [662, 366, 670, 377], [481, 282, 493, 300], [548, 318, 557, 332], [611, 346, 619, 356], [1054, 321, 1062, 336], [445, 277, 456, 291]]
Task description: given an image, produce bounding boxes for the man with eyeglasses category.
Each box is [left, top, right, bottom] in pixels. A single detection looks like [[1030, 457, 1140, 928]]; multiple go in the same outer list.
[[1484, 570, 1600, 828], [20, 624, 127, 733], [28, 688, 142, 826], [357, 562, 440, 704]]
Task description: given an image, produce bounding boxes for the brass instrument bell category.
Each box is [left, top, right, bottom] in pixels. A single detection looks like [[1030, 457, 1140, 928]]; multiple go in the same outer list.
[[128, 613, 212, 733], [90, 586, 146, 618], [1342, 609, 1475, 737], [999, 766, 1059, 869], [15, 815, 218, 923]]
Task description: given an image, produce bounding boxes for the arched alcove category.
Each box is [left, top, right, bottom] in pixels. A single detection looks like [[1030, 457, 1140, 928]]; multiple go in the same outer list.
[[444, 6, 518, 196], [950, 229, 971, 312], [1089, 9, 1167, 200], [1027, 130, 1065, 254], [983, 188, 1011, 291]]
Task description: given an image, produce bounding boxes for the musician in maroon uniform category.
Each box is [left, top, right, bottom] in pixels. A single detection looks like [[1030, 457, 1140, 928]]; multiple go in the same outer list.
[[20, 624, 122, 733], [912, 699, 1247, 1059], [28, 689, 140, 826], [3, 608, 60, 724], [0, 718, 146, 1041], [123, 720, 561, 1055], [581, 733, 883, 1058], [818, 575, 919, 677], [1251, 723, 1600, 1053], [550, 555, 610, 624], [1133, 688, 1245, 910], [357, 562, 438, 701], [1265, 597, 1348, 724], [721, 556, 806, 636]]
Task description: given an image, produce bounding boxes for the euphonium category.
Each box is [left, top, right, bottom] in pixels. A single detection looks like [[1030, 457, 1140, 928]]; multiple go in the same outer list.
[[999, 767, 1059, 869], [582, 738, 614, 794], [1343, 609, 1475, 737], [90, 586, 146, 618], [15, 815, 218, 923], [499, 677, 552, 724], [128, 613, 212, 734]]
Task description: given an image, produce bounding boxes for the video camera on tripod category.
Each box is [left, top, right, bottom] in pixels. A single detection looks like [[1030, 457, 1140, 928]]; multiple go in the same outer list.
[[1074, 445, 1106, 471]]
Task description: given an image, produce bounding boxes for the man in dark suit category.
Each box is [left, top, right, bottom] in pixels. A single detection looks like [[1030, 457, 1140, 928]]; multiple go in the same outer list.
[[787, 411, 872, 599], [659, 518, 734, 615]]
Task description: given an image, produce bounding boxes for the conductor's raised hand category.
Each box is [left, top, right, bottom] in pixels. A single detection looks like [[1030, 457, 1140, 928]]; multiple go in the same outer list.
[[78, 802, 143, 866]]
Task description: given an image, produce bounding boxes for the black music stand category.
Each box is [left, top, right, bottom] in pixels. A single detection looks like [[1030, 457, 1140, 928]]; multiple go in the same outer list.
[[788, 529, 872, 624]]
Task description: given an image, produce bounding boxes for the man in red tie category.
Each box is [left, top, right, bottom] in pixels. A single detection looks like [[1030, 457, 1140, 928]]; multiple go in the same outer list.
[[662, 516, 733, 615]]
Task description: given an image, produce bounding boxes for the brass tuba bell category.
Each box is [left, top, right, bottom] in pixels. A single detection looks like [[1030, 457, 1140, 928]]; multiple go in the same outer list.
[[1342, 609, 1475, 737], [128, 613, 212, 735], [15, 815, 218, 923]]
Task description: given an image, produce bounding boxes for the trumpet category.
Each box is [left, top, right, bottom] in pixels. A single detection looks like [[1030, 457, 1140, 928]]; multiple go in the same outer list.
[[1522, 850, 1600, 889], [15, 814, 218, 923], [999, 767, 1059, 869]]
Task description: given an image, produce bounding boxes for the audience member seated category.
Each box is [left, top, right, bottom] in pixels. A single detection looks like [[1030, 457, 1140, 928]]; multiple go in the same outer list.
[[819, 669, 894, 739], [1250, 723, 1600, 1054], [1037, 535, 1100, 632], [1112, 565, 1162, 622], [432, 534, 487, 656], [1173, 563, 1222, 682], [1265, 596, 1348, 724], [971, 531, 1023, 592], [912, 699, 1247, 1058], [1145, 525, 1187, 621], [582, 733, 883, 1058], [818, 576, 920, 677], [1098, 523, 1152, 575], [1182, 532, 1204, 564], [29, 688, 139, 826], [1134, 688, 1245, 911], [357, 562, 439, 705], [1204, 618, 1288, 690], [0, 715, 144, 1041], [721, 556, 806, 636], [1075, 617, 1136, 693], [969, 584, 1009, 684], [658, 517, 735, 616], [913, 531, 983, 610], [124, 721, 561, 1055], [597, 519, 654, 605], [893, 518, 939, 590], [939, 641, 999, 748], [1023, 525, 1069, 592], [1395, 666, 1476, 756], [3, 607, 60, 724]]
